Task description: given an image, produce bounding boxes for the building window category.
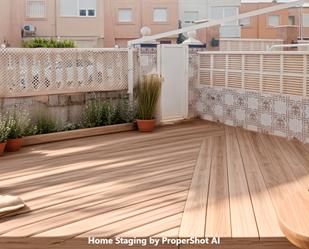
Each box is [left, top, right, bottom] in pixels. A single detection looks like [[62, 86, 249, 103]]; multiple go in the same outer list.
[[240, 17, 251, 27], [268, 15, 280, 27], [303, 14, 309, 27], [183, 11, 199, 25], [211, 6, 240, 38], [210, 7, 238, 26], [26, 0, 46, 18], [288, 16, 296, 25], [60, 0, 96, 17], [79, 0, 96, 17], [153, 8, 168, 22], [118, 9, 132, 23]]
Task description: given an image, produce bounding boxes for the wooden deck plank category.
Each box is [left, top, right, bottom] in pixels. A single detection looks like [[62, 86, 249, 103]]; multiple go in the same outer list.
[[273, 136, 309, 190], [1, 168, 193, 235], [0, 123, 223, 171], [257, 133, 305, 197], [0, 179, 191, 235], [34, 191, 188, 238], [235, 128, 283, 238], [205, 136, 231, 237], [154, 227, 180, 238], [1, 136, 206, 187], [117, 213, 183, 237], [293, 141, 309, 170], [248, 132, 309, 248], [225, 127, 258, 238], [82, 203, 185, 237], [179, 138, 213, 237], [0, 161, 196, 220], [0, 136, 202, 213], [0, 121, 308, 248]]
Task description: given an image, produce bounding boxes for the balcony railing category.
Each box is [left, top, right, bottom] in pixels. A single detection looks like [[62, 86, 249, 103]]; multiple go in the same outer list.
[[199, 51, 309, 97], [0, 48, 139, 97]]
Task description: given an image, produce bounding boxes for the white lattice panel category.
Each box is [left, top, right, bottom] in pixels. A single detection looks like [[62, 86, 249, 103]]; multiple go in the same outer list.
[[213, 71, 226, 87], [199, 71, 211, 85], [0, 48, 139, 97], [244, 73, 260, 91], [283, 76, 303, 96], [263, 55, 280, 73], [199, 52, 309, 97], [262, 74, 281, 93], [213, 55, 226, 70], [228, 72, 242, 89]]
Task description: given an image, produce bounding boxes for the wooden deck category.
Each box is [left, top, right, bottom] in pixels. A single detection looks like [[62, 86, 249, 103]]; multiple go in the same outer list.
[[0, 121, 308, 249]]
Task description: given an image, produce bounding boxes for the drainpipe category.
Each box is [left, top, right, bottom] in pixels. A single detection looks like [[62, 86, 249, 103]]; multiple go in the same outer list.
[[300, 4, 303, 40], [55, 0, 58, 38]]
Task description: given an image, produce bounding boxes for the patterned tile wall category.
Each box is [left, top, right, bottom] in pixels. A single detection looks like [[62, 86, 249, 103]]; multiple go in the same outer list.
[[139, 46, 158, 76], [197, 86, 309, 144], [188, 47, 207, 118]]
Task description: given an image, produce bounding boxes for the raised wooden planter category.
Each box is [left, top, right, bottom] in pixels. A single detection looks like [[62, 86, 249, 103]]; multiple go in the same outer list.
[[23, 123, 135, 146]]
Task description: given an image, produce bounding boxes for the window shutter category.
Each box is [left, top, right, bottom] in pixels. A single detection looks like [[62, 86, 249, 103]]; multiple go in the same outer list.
[[26, 0, 46, 18]]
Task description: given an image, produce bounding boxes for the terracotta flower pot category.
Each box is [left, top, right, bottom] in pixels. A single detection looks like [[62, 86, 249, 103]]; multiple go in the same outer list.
[[6, 138, 23, 152], [136, 119, 156, 132], [0, 142, 7, 156]]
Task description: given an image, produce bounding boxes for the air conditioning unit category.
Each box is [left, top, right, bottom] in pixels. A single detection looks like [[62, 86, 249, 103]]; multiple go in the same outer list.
[[22, 24, 36, 37]]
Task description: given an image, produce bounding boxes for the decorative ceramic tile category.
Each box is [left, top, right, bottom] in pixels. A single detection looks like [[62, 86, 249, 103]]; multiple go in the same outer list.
[[247, 97, 259, 111], [273, 95, 287, 115], [261, 113, 272, 127], [304, 99, 309, 119], [196, 85, 309, 144], [235, 91, 247, 110], [260, 94, 274, 115], [214, 105, 224, 117], [303, 119, 309, 143], [204, 104, 214, 115], [224, 93, 234, 106], [235, 109, 246, 127], [273, 114, 287, 132], [288, 96, 303, 120], [289, 118, 302, 133]]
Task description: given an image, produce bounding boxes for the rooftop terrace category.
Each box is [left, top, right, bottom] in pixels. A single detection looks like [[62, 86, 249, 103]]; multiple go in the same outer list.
[[0, 121, 308, 249]]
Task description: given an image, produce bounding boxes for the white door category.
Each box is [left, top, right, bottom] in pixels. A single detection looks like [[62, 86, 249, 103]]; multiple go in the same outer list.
[[159, 44, 188, 122]]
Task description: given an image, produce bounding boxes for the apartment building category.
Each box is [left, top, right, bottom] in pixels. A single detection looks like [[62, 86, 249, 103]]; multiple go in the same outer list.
[[179, 0, 241, 38], [104, 0, 178, 47], [240, 2, 309, 41], [0, 0, 178, 48], [1, 0, 105, 47]]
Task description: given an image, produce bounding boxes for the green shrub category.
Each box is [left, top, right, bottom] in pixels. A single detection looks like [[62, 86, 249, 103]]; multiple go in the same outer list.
[[0, 114, 10, 143], [23, 38, 77, 48], [83, 98, 135, 128], [83, 100, 111, 128], [6, 109, 31, 139], [33, 112, 57, 135], [111, 99, 135, 124]]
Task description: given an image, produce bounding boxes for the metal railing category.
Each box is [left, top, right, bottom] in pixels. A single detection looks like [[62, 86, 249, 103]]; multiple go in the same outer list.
[[0, 48, 139, 97], [199, 51, 309, 97]]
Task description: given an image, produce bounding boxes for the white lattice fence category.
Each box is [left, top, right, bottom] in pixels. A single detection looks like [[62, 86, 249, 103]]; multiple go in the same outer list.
[[0, 48, 138, 97], [220, 39, 283, 51], [199, 51, 309, 97]]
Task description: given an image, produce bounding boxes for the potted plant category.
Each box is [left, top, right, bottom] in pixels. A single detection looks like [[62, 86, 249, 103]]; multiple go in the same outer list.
[[135, 74, 162, 132], [6, 109, 30, 152], [0, 114, 10, 156]]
